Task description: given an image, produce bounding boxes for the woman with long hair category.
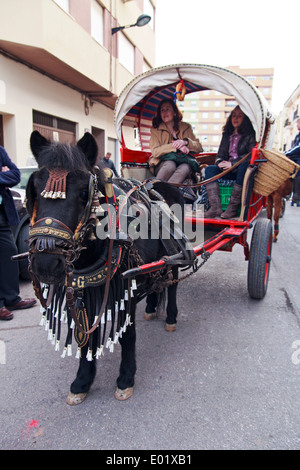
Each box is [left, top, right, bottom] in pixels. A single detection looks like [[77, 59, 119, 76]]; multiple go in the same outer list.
[[204, 105, 256, 218], [149, 99, 203, 184]]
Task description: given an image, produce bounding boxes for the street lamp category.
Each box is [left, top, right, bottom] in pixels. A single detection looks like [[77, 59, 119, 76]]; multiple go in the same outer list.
[[112, 14, 151, 35]]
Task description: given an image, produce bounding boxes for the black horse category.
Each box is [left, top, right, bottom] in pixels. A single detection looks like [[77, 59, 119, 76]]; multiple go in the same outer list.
[[26, 131, 194, 405]]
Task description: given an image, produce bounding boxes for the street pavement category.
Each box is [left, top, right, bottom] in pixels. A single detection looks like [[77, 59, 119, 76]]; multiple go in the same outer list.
[[1, 204, 300, 451]]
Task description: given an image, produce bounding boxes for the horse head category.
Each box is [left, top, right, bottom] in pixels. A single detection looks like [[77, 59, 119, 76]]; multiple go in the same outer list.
[[26, 131, 104, 285]]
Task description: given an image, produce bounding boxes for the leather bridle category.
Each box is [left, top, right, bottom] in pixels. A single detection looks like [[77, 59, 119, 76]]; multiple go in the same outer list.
[[27, 168, 141, 337], [28, 171, 101, 308]]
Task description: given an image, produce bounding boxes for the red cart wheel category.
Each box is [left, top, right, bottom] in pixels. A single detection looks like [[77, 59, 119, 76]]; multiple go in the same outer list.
[[247, 218, 272, 299]]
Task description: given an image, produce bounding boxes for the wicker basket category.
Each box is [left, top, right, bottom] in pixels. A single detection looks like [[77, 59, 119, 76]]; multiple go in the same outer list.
[[253, 149, 299, 196]]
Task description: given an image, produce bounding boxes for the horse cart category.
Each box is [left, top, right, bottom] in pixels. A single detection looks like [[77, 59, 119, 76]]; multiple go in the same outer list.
[[114, 63, 280, 300], [19, 64, 299, 404]]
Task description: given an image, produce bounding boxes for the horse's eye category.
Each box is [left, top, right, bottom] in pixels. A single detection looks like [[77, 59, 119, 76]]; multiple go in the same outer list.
[[80, 190, 89, 203]]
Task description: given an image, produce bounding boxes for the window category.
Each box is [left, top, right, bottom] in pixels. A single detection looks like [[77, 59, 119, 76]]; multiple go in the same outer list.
[[262, 88, 270, 96], [212, 135, 219, 142], [119, 33, 135, 75], [33, 110, 76, 143], [213, 124, 220, 130], [202, 124, 208, 130], [54, 0, 69, 12], [203, 101, 209, 107], [293, 107, 299, 120], [226, 99, 236, 107], [202, 112, 209, 118], [91, 0, 104, 45], [214, 100, 221, 107], [190, 113, 197, 121], [214, 112, 220, 118]]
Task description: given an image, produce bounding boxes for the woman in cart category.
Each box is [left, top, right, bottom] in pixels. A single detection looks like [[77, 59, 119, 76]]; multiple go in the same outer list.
[[149, 98, 203, 184], [204, 105, 256, 218]]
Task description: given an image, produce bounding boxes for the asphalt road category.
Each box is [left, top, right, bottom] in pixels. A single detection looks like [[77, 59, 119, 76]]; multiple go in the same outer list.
[[1, 205, 300, 451]]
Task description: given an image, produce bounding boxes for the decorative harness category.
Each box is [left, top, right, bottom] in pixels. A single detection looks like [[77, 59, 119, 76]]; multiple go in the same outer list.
[[27, 166, 195, 357]]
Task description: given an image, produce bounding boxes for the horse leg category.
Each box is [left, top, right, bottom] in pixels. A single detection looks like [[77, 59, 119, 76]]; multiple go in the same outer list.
[[115, 303, 136, 400], [267, 195, 273, 222], [272, 193, 282, 242], [66, 342, 97, 405], [144, 291, 158, 320], [165, 266, 178, 332]]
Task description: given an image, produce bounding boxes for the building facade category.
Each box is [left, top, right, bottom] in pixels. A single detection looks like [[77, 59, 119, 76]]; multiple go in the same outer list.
[[274, 84, 300, 153], [177, 65, 274, 152], [0, 0, 156, 168]]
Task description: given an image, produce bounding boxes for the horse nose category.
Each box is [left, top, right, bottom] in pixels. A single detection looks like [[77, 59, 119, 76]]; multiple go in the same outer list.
[[30, 253, 66, 284]]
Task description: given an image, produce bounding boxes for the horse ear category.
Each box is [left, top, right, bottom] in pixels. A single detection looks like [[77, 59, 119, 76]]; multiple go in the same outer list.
[[77, 132, 98, 167], [30, 131, 50, 160], [25, 172, 37, 217]]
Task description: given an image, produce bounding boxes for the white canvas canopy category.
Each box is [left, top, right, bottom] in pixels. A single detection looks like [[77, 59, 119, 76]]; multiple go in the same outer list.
[[114, 64, 275, 150]]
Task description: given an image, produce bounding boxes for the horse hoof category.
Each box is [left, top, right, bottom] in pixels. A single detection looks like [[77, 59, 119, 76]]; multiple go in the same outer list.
[[66, 391, 88, 406], [144, 311, 156, 321], [114, 387, 133, 401], [165, 323, 176, 332]]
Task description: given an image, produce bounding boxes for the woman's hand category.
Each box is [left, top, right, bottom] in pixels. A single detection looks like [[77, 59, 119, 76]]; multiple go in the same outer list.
[[218, 160, 232, 170], [172, 139, 189, 154], [179, 145, 189, 154]]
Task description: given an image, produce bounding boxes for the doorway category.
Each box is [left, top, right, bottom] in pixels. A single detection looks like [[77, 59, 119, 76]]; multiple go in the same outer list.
[[92, 126, 105, 165]]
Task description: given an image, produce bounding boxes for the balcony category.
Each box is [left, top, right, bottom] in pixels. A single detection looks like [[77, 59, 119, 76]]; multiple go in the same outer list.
[[0, 0, 116, 108]]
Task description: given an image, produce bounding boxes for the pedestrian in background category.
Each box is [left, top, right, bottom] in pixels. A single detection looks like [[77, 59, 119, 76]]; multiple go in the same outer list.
[[0, 145, 36, 320], [292, 118, 300, 148], [286, 118, 300, 206], [102, 152, 119, 177]]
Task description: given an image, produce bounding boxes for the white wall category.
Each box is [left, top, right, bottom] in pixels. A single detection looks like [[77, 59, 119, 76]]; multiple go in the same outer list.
[[0, 55, 118, 168]]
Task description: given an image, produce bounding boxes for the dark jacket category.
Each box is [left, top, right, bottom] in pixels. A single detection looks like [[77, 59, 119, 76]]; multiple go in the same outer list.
[[293, 132, 300, 147], [215, 132, 256, 166], [102, 158, 119, 177], [286, 133, 300, 162], [286, 144, 300, 162], [0, 146, 21, 225]]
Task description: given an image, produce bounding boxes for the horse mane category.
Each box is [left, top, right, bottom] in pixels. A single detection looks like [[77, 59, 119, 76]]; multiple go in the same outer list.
[[34, 140, 106, 192], [36, 141, 90, 172]]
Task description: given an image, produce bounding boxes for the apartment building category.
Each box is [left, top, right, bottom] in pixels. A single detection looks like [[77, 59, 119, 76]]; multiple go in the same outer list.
[[274, 84, 300, 153], [178, 65, 274, 152], [0, 0, 156, 168]]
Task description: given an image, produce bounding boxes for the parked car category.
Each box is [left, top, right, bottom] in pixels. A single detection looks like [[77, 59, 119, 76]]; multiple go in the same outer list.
[[11, 167, 37, 280]]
